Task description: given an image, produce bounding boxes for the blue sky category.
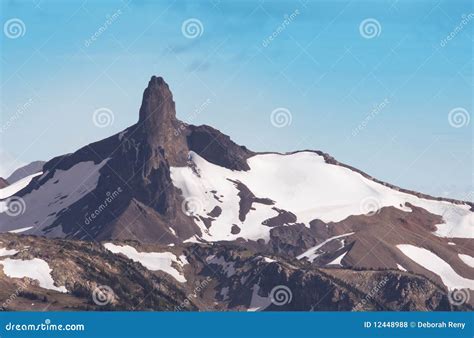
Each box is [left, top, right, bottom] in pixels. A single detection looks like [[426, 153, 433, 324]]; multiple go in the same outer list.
[[0, 0, 472, 200]]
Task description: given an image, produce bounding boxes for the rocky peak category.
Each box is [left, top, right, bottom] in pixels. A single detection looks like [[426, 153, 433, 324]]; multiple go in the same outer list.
[[137, 76, 188, 166], [139, 76, 176, 124]]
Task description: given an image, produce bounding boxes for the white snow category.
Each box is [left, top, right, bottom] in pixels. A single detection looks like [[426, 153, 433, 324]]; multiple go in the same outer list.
[[262, 257, 276, 263], [248, 284, 271, 312], [297, 232, 355, 262], [220, 286, 229, 300], [397, 244, 474, 290], [458, 254, 474, 268], [448, 242, 456, 246], [0, 172, 42, 199], [8, 226, 33, 234], [0, 248, 18, 256], [205, 255, 236, 277], [0, 258, 67, 292], [397, 264, 407, 272], [171, 152, 472, 242], [103, 243, 187, 283], [0, 159, 109, 234], [327, 251, 348, 266]]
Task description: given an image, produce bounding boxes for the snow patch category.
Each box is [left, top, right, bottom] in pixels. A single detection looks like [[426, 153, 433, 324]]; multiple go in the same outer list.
[[206, 255, 236, 277], [8, 226, 33, 234], [103, 243, 187, 283], [0, 172, 42, 199], [327, 251, 348, 266], [248, 284, 271, 312], [397, 264, 407, 272], [458, 254, 474, 268], [297, 232, 354, 262], [0, 258, 67, 292], [0, 248, 18, 256], [397, 244, 474, 290]]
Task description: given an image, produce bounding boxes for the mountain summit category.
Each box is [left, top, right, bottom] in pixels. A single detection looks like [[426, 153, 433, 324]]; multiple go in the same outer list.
[[137, 76, 188, 166]]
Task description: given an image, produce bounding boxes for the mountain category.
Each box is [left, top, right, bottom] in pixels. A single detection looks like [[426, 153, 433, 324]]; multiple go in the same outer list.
[[0, 178, 8, 189], [0, 76, 472, 311], [6, 161, 45, 185]]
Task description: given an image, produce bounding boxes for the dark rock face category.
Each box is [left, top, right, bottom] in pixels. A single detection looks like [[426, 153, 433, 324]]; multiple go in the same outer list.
[[187, 125, 254, 171], [184, 243, 468, 311], [137, 75, 189, 167]]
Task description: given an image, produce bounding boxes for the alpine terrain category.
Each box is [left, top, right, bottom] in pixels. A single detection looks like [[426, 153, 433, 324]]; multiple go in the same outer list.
[[0, 76, 472, 311]]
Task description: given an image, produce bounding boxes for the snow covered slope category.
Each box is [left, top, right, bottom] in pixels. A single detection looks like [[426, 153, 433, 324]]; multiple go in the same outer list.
[[171, 151, 473, 242], [0, 160, 108, 234], [0, 172, 42, 199]]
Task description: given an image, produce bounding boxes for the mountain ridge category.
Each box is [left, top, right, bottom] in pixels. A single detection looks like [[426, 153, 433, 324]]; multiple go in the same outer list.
[[0, 76, 472, 311]]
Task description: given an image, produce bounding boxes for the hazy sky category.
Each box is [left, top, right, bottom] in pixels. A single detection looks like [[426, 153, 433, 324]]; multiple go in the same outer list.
[[0, 0, 472, 200]]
